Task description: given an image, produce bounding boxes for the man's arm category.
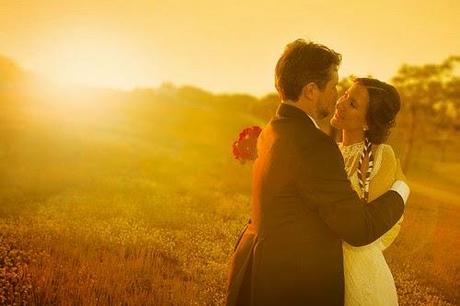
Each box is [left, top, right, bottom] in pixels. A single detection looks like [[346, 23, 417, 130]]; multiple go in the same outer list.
[[296, 134, 406, 247]]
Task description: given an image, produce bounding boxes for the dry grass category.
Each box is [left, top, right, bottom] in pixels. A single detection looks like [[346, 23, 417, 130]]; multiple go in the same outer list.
[[2, 172, 458, 305], [0, 190, 247, 305], [385, 181, 460, 306]]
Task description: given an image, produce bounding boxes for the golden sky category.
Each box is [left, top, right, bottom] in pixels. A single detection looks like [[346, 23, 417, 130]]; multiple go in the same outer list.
[[1, 0, 459, 95]]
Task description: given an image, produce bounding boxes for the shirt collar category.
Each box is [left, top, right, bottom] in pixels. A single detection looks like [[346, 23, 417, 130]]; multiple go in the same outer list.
[[279, 101, 320, 129]]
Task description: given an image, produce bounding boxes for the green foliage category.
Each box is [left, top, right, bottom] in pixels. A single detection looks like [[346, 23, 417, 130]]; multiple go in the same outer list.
[[392, 56, 460, 123]]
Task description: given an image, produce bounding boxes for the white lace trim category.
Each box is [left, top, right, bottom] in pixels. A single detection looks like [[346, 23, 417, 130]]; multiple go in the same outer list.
[[339, 143, 385, 180]]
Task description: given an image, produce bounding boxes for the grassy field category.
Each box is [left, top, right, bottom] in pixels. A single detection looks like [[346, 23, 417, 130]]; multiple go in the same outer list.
[[385, 177, 460, 306], [0, 88, 459, 305]]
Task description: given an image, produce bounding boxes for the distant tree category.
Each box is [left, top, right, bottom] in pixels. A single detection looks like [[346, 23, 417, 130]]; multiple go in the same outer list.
[[249, 93, 279, 122], [392, 56, 460, 169], [177, 85, 215, 106], [217, 93, 258, 114]]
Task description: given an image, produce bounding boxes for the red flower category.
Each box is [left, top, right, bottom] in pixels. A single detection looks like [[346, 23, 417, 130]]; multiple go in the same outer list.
[[232, 126, 262, 164]]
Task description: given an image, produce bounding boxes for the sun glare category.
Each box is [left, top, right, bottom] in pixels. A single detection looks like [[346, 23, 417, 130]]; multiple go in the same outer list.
[[39, 32, 154, 90]]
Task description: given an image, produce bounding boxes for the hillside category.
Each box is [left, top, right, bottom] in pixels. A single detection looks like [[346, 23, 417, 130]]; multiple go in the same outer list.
[[0, 56, 458, 305]]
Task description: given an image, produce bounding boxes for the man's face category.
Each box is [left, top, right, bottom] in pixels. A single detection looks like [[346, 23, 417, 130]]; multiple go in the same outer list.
[[316, 66, 339, 119]]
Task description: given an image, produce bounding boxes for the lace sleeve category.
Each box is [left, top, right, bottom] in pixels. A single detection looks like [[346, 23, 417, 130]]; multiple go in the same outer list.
[[377, 145, 404, 250]]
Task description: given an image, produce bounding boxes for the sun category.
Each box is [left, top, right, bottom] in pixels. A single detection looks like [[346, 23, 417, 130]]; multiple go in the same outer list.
[[38, 30, 154, 90]]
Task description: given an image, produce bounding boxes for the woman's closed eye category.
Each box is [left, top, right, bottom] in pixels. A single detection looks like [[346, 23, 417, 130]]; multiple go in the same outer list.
[[350, 99, 357, 108]]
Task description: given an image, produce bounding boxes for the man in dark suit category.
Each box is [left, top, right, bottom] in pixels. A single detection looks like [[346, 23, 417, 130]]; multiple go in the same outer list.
[[226, 39, 410, 306]]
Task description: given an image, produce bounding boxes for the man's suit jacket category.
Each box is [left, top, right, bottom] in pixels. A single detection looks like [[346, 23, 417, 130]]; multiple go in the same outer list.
[[226, 103, 404, 306]]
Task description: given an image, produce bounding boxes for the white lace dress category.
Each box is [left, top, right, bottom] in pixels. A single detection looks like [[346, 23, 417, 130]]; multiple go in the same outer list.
[[340, 142, 402, 306]]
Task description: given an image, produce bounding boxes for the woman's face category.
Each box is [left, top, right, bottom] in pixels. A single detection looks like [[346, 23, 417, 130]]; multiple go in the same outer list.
[[330, 82, 369, 131]]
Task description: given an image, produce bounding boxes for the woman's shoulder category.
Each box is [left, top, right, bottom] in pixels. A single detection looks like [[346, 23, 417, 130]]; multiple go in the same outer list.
[[375, 143, 396, 162], [370, 143, 397, 180]]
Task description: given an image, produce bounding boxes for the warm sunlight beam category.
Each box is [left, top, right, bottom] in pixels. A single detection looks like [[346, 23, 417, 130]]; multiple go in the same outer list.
[[38, 29, 155, 90]]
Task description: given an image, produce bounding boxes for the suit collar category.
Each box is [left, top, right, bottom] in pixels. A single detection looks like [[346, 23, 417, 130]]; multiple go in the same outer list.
[[276, 102, 320, 129]]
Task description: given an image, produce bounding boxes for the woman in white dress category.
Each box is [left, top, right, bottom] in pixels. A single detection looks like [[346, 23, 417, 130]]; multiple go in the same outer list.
[[330, 78, 406, 306]]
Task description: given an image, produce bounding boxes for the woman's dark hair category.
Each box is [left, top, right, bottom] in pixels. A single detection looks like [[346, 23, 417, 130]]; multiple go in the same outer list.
[[275, 39, 341, 101], [355, 78, 401, 144]]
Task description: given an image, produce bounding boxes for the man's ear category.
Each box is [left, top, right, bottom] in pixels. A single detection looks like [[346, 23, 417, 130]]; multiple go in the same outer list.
[[301, 82, 319, 100]]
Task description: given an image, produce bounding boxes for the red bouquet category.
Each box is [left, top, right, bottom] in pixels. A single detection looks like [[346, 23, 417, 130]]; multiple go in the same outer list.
[[232, 126, 262, 164]]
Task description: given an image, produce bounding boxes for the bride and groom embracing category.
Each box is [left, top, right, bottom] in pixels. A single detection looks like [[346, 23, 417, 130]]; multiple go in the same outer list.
[[226, 39, 410, 306]]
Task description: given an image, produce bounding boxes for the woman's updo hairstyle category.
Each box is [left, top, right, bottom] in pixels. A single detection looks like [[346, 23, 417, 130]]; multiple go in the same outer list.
[[355, 78, 401, 144]]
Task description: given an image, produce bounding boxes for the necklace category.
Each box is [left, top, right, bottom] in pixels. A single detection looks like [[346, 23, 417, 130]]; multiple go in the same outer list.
[[357, 138, 374, 202]]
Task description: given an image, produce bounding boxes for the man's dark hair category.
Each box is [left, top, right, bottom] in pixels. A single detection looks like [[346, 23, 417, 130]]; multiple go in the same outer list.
[[355, 78, 401, 144], [275, 39, 342, 101]]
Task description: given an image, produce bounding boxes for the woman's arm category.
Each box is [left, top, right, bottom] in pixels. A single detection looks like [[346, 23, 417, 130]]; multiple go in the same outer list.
[[377, 150, 407, 250], [296, 135, 405, 247]]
